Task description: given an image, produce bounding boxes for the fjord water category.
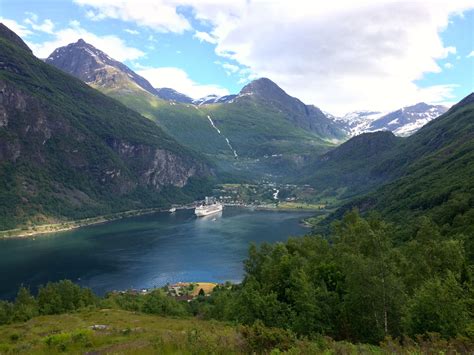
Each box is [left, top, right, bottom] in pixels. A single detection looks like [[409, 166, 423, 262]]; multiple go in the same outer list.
[[0, 207, 312, 299]]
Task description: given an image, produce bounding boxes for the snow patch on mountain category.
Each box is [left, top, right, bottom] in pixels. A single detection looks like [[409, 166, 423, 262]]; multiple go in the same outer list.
[[326, 103, 448, 137], [193, 94, 237, 106]]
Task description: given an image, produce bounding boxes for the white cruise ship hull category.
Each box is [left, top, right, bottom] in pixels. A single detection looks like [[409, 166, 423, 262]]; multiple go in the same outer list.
[[195, 203, 223, 217]]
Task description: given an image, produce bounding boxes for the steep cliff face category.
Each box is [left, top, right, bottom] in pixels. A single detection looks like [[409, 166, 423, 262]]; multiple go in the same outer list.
[[108, 139, 209, 189], [0, 24, 212, 230], [0, 80, 54, 163], [0, 77, 208, 190]]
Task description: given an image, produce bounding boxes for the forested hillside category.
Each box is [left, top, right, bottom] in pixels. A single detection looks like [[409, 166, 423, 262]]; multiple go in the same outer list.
[[324, 94, 474, 246], [0, 24, 212, 230]]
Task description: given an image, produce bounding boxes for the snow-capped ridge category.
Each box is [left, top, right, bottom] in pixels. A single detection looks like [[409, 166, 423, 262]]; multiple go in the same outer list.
[[325, 103, 449, 137]]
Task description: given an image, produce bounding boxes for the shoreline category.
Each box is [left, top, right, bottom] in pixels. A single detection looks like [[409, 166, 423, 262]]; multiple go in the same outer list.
[[225, 203, 327, 212], [0, 203, 323, 239], [0, 207, 169, 239]]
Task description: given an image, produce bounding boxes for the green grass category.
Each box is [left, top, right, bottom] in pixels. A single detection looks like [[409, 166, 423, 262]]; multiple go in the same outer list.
[[0, 309, 243, 354], [0, 308, 468, 354]]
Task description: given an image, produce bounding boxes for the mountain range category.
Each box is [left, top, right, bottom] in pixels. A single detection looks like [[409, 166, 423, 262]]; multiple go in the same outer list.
[[46, 39, 347, 180], [45, 39, 449, 154], [164, 85, 448, 138], [174, 91, 448, 138], [329, 103, 448, 137]]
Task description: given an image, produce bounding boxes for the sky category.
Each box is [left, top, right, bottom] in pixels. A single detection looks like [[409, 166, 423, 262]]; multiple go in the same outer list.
[[1, 0, 473, 115]]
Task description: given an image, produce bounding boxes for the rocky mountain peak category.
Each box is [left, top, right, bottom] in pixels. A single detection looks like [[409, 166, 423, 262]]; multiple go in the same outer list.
[[46, 40, 157, 95], [239, 77, 287, 99]]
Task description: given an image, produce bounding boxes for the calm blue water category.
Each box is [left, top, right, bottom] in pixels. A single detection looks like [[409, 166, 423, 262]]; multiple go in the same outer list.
[[0, 207, 312, 299]]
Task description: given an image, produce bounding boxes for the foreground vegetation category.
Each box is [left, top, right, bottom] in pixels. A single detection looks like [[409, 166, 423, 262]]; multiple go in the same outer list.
[[1, 211, 472, 353], [193, 211, 473, 345], [4, 308, 464, 354]]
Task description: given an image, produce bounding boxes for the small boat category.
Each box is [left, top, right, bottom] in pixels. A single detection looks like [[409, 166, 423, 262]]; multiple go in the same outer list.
[[169, 207, 177, 213]]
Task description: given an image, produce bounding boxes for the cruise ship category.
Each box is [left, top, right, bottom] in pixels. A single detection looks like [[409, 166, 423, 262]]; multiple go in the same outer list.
[[194, 197, 223, 217]]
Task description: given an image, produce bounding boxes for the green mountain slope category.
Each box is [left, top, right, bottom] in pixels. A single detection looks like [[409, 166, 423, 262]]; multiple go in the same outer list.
[[103, 89, 232, 157], [321, 94, 474, 240], [361, 95, 474, 225], [0, 24, 212, 230], [106, 85, 339, 180], [201, 89, 338, 158], [300, 131, 402, 198]]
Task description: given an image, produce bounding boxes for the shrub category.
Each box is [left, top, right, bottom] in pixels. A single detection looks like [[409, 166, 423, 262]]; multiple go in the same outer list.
[[239, 320, 296, 353]]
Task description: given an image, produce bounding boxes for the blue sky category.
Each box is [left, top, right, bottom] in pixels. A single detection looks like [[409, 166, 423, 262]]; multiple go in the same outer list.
[[416, 9, 474, 104], [1, 0, 473, 114]]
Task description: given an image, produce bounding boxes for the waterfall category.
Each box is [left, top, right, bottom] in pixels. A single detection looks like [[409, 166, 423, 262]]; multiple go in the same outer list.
[[207, 115, 238, 158]]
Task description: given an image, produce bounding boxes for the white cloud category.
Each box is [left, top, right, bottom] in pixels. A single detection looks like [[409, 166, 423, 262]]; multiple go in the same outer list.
[[24, 13, 55, 34], [185, 0, 473, 114], [124, 28, 140, 35], [442, 46, 457, 56], [24, 12, 38, 22], [0, 17, 32, 37], [222, 63, 239, 74], [74, 0, 191, 33], [67, 0, 474, 113], [27, 21, 144, 61], [214, 61, 240, 75], [444, 62, 453, 69], [137, 66, 229, 98], [69, 20, 81, 28], [468, 51, 474, 58], [194, 31, 217, 44]]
